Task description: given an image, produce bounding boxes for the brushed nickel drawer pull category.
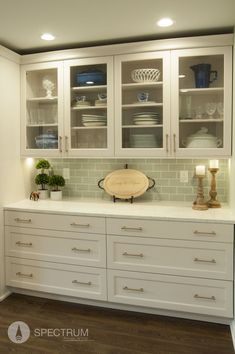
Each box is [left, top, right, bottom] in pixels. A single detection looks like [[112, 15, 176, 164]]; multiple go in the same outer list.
[[173, 133, 176, 153], [121, 226, 143, 231], [72, 280, 92, 286], [194, 294, 216, 301], [14, 218, 31, 223], [65, 135, 69, 152], [72, 247, 91, 253], [16, 241, 33, 247], [194, 230, 216, 236], [123, 286, 144, 292], [16, 272, 33, 278], [166, 134, 169, 153], [70, 222, 90, 228], [194, 257, 216, 264], [59, 136, 63, 152], [123, 252, 143, 258]]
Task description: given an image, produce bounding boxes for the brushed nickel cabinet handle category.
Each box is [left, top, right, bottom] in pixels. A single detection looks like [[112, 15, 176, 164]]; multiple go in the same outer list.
[[194, 294, 216, 301], [16, 241, 33, 247], [121, 226, 143, 231], [194, 257, 216, 264], [16, 272, 33, 278], [173, 133, 176, 152], [194, 230, 216, 236], [59, 136, 63, 152], [70, 222, 90, 228], [65, 136, 69, 152], [72, 280, 92, 286], [123, 252, 143, 258], [14, 218, 31, 223], [123, 286, 144, 292], [72, 247, 91, 253], [166, 134, 169, 153]]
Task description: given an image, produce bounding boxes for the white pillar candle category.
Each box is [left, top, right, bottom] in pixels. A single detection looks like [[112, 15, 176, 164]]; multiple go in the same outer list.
[[195, 165, 206, 176], [209, 160, 219, 169]]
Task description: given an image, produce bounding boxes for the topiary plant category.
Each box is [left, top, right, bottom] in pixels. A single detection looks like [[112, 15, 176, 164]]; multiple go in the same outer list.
[[35, 159, 50, 173], [49, 175, 65, 191], [35, 173, 50, 191]]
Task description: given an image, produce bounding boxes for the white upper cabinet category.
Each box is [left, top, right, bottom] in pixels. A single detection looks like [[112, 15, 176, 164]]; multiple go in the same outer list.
[[20, 38, 233, 158], [114, 51, 171, 157], [21, 61, 64, 157], [171, 46, 232, 157], [64, 56, 114, 157]]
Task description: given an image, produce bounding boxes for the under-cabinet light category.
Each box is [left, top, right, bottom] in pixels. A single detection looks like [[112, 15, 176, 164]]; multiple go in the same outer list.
[[157, 18, 174, 27], [41, 33, 55, 41]]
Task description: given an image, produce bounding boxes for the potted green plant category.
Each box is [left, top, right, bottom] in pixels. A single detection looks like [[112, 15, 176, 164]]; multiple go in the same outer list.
[[35, 159, 50, 199], [49, 174, 65, 200]]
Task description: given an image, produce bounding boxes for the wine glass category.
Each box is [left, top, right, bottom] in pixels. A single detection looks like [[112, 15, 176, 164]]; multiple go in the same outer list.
[[217, 102, 224, 119], [205, 102, 217, 119]]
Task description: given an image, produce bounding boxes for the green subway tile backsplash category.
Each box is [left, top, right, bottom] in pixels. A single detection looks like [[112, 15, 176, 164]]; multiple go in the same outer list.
[[44, 159, 228, 202]]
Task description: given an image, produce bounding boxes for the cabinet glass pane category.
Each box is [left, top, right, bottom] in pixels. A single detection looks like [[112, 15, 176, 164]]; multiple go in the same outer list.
[[121, 59, 163, 149], [26, 68, 58, 150], [70, 64, 108, 149], [178, 55, 224, 149]]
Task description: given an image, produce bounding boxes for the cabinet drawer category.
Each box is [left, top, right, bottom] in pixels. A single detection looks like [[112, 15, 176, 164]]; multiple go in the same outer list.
[[5, 211, 105, 234], [6, 257, 107, 301], [107, 236, 233, 280], [108, 270, 233, 318], [106, 218, 233, 243], [5, 227, 106, 268]]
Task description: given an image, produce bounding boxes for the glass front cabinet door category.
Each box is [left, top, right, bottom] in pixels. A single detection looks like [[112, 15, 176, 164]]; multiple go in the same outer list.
[[64, 56, 114, 157], [21, 62, 64, 157], [114, 51, 171, 157], [171, 47, 232, 157]]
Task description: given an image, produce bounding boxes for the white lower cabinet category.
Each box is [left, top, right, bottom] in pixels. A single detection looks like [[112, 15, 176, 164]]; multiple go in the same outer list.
[[107, 269, 233, 317], [6, 257, 107, 301], [4, 210, 234, 320]]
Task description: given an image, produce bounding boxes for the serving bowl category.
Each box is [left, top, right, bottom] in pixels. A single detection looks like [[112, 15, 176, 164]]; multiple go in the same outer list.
[[76, 69, 106, 86], [131, 68, 161, 83], [182, 127, 222, 148]]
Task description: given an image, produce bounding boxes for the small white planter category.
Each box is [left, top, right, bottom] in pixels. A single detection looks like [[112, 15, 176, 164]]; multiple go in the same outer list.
[[38, 189, 49, 200], [50, 190, 62, 201]]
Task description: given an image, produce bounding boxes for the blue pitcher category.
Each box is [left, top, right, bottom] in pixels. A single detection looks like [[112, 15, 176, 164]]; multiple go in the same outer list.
[[190, 63, 217, 88]]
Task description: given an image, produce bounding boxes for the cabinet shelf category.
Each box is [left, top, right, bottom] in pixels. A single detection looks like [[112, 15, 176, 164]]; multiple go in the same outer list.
[[71, 126, 107, 130], [122, 103, 163, 109], [71, 85, 107, 92], [179, 119, 223, 123], [71, 106, 107, 110], [179, 87, 223, 95], [122, 82, 163, 90], [27, 123, 58, 127], [122, 124, 163, 128], [27, 97, 58, 103]]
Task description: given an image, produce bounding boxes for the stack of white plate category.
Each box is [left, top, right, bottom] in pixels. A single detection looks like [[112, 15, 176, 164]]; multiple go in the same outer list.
[[82, 114, 107, 127], [130, 134, 158, 148], [132, 112, 160, 125]]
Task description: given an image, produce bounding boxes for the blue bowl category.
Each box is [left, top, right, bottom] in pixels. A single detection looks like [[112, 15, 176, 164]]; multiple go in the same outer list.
[[35, 133, 58, 149], [76, 70, 106, 86]]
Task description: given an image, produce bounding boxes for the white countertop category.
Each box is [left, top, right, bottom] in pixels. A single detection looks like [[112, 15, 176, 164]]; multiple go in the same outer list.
[[4, 198, 235, 224]]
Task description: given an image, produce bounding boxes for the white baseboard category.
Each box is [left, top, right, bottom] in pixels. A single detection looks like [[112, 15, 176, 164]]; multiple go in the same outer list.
[[0, 290, 12, 302], [8, 287, 232, 325], [230, 321, 235, 350]]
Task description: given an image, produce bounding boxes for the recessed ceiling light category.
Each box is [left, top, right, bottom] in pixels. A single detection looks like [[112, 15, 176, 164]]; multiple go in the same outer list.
[[157, 18, 174, 27], [41, 33, 55, 41]]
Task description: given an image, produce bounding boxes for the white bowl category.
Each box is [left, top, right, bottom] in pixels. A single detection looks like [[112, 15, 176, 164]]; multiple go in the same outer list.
[[131, 69, 161, 83]]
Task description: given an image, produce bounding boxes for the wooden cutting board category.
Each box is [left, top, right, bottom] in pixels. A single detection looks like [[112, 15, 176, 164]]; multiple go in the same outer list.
[[103, 169, 149, 199]]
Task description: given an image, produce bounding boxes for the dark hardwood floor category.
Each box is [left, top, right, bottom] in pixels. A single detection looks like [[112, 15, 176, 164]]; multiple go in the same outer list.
[[0, 293, 234, 354]]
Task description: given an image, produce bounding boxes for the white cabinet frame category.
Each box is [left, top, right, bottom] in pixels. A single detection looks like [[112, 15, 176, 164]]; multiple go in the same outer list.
[[171, 46, 232, 157]]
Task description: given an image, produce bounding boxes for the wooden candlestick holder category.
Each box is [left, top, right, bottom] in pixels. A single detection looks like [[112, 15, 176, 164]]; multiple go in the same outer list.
[[207, 168, 221, 208], [192, 175, 208, 210]]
